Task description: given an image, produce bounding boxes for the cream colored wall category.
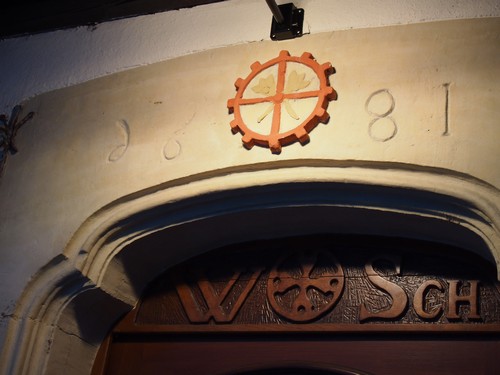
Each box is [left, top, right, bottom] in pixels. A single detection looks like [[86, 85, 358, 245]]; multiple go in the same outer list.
[[2, 0, 499, 113], [0, 16, 499, 375]]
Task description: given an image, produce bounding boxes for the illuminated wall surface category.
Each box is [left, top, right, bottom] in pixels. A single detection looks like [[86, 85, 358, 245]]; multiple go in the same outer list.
[[0, 1, 499, 374]]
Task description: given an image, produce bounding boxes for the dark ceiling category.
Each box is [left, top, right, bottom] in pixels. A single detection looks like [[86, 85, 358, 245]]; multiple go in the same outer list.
[[0, 0, 227, 39]]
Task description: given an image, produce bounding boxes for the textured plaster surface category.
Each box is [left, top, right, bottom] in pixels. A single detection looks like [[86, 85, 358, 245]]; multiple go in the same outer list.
[[0, 17, 499, 370], [0, 0, 499, 113]]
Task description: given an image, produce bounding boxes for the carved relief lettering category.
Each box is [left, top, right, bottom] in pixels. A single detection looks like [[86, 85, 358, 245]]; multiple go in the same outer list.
[[446, 280, 480, 320], [172, 267, 263, 323], [359, 255, 408, 322], [134, 238, 500, 332], [413, 279, 445, 320]]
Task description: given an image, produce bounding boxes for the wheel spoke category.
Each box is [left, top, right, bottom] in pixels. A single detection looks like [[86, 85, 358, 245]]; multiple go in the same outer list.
[[285, 90, 321, 100]]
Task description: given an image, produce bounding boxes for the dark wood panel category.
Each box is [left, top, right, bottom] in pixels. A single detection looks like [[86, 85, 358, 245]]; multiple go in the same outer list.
[[104, 337, 500, 375], [0, 0, 227, 38], [118, 235, 500, 333]]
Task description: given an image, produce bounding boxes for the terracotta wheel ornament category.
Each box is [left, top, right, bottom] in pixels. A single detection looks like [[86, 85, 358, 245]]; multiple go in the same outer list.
[[227, 50, 337, 153]]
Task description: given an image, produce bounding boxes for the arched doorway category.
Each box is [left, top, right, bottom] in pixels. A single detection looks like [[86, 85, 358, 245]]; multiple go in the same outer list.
[[3, 164, 499, 375], [92, 235, 500, 375]]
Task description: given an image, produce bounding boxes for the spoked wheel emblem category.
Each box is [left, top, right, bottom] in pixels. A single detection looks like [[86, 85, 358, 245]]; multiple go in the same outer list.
[[227, 50, 337, 153], [267, 249, 345, 322]]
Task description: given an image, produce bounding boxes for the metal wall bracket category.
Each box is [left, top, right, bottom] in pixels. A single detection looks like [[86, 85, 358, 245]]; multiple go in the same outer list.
[[269, 2, 304, 41]]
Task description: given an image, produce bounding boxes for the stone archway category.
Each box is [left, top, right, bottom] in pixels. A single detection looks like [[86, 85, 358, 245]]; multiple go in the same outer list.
[[1, 162, 499, 375]]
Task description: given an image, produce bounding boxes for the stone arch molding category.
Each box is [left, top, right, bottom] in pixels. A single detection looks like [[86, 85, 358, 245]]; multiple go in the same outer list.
[[1, 160, 499, 375]]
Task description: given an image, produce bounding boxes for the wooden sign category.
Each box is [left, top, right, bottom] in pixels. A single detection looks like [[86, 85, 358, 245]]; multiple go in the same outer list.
[[127, 236, 500, 334]]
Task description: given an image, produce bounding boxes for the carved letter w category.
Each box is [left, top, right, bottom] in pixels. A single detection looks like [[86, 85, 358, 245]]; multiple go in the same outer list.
[[172, 268, 262, 323]]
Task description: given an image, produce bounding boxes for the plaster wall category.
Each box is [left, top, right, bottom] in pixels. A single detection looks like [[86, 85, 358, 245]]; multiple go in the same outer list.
[[1, 0, 500, 113], [0, 2, 499, 374]]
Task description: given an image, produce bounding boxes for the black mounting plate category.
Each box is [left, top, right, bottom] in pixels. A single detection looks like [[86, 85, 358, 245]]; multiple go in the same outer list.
[[270, 3, 304, 41]]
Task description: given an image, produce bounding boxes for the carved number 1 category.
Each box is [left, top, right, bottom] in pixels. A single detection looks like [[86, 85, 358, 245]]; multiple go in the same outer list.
[[442, 83, 450, 136]]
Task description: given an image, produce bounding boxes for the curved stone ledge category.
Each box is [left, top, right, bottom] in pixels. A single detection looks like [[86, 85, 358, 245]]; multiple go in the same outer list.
[[2, 161, 499, 375]]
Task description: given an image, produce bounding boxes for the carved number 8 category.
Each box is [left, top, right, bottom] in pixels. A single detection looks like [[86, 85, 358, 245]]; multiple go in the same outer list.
[[365, 89, 397, 142]]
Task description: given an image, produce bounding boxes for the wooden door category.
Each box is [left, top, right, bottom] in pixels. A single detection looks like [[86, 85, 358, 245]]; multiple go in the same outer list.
[[92, 236, 500, 375]]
